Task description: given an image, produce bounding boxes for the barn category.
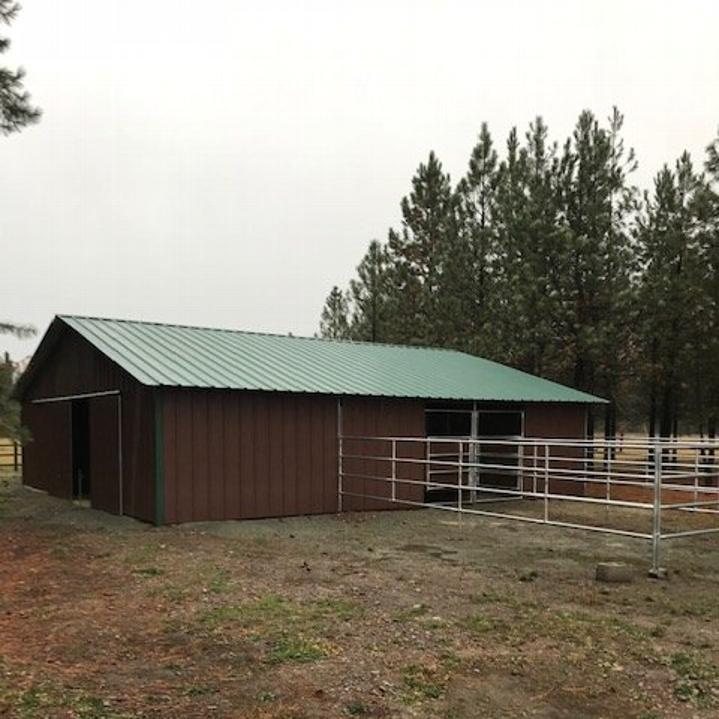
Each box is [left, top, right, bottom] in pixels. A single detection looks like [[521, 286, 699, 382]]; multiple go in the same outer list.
[[16, 315, 603, 524]]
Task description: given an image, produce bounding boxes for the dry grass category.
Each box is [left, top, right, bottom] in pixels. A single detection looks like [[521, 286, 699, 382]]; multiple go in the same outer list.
[[2, 472, 719, 718]]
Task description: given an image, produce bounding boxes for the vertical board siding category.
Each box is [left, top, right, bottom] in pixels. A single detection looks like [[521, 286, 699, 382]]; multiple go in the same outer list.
[[22, 401, 73, 498], [175, 392, 194, 523], [21, 328, 156, 522], [525, 403, 587, 496], [88, 395, 120, 514], [340, 397, 425, 512], [162, 389, 339, 522]]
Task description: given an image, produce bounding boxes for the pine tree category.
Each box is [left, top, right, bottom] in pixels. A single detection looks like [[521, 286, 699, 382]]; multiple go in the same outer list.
[[388, 151, 458, 346], [492, 120, 564, 378], [319, 286, 350, 340], [492, 127, 530, 368], [0, 352, 23, 441], [454, 123, 499, 354], [691, 131, 719, 442], [556, 109, 637, 437], [0, 1, 40, 135], [636, 154, 704, 438], [0, 321, 34, 337], [348, 240, 390, 342]]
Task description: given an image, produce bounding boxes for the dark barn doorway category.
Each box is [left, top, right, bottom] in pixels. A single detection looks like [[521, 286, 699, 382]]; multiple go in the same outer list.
[[425, 404, 524, 504], [71, 399, 90, 498], [31, 392, 123, 514]]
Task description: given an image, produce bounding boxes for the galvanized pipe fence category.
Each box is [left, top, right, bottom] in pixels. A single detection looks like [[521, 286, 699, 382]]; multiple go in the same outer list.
[[337, 435, 719, 575]]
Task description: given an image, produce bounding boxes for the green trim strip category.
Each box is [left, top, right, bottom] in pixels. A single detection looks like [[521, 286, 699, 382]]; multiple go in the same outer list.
[[153, 390, 165, 526]]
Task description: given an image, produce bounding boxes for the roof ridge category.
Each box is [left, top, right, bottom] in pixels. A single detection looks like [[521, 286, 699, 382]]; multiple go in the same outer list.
[[57, 314, 462, 354]]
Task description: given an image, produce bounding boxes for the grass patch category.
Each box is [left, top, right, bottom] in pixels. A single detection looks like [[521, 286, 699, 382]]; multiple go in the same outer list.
[[401, 664, 444, 704], [197, 594, 357, 665], [268, 634, 329, 664], [670, 652, 719, 708], [465, 614, 508, 635], [5, 684, 126, 719], [207, 568, 232, 594], [132, 566, 163, 577], [344, 699, 371, 715], [200, 594, 361, 629]]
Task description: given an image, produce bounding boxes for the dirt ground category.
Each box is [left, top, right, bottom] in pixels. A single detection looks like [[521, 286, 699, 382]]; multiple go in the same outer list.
[[2, 472, 719, 718]]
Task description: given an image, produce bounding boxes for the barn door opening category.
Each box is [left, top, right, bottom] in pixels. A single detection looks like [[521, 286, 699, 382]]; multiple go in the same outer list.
[[425, 405, 472, 504], [425, 405, 524, 505], [475, 410, 524, 493], [71, 399, 90, 499]]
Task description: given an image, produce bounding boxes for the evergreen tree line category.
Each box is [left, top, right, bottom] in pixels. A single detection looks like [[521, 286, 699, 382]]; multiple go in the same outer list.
[[320, 109, 719, 439], [1, 1, 39, 441]]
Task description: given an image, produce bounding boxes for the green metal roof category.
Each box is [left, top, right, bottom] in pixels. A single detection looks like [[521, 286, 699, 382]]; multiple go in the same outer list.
[[43, 315, 604, 403]]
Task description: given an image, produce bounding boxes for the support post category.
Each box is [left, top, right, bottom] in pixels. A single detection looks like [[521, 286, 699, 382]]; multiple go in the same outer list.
[[650, 440, 665, 578], [391, 438, 397, 502], [469, 404, 478, 502], [458, 439, 463, 512], [117, 394, 124, 516], [544, 444, 550, 522], [337, 398, 343, 513]]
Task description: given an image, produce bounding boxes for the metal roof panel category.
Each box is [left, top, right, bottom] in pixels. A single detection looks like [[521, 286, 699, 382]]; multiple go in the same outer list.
[[53, 315, 606, 403]]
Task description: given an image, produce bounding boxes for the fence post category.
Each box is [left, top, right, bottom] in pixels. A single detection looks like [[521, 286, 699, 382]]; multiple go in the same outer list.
[[391, 438, 397, 502], [337, 399, 343, 513], [457, 439, 464, 518], [650, 440, 665, 578], [13, 441, 19, 472], [544, 443, 549, 522]]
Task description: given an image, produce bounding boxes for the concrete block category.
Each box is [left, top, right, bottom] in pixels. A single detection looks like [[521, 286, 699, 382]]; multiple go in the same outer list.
[[595, 562, 634, 583]]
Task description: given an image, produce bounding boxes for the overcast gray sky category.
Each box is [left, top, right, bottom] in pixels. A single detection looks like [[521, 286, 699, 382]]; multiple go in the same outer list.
[[2, 0, 718, 360]]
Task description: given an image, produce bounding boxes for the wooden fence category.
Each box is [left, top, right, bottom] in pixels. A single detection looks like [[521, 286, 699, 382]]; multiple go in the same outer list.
[[0, 439, 22, 471]]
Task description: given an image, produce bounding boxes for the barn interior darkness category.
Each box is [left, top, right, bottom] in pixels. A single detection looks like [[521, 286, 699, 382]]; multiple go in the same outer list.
[[424, 403, 524, 503], [71, 399, 90, 498]]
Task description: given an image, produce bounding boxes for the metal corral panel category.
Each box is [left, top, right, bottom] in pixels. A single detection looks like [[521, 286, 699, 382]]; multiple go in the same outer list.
[[25, 315, 605, 404]]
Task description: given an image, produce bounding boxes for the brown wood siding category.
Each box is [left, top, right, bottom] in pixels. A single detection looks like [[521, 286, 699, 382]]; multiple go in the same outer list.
[[161, 389, 338, 523], [88, 394, 120, 514], [525, 403, 587, 496], [20, 328, 156, 522], [340, 396, 425, 511], [22, 401, 73, 498]]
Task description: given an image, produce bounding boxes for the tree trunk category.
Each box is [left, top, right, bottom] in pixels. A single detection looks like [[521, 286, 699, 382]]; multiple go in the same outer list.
[[709, 416, 717, 467]]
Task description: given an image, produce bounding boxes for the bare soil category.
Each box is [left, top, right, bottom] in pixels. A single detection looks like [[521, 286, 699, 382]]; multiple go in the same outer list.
[[2, 471, 719, 718]]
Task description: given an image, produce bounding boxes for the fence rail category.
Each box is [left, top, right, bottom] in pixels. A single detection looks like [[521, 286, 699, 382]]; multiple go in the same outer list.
[[338, 435, 719, 575], [0, 440, 22, 471]]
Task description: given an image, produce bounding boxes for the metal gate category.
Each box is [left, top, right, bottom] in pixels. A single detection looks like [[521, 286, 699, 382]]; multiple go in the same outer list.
[[338, 434, 719, 575]]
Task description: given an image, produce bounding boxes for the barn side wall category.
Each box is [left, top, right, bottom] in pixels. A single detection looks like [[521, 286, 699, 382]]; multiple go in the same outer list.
[[20, 329, 156, 522], [525, 402, 588, 496], [161, 389, 338, 523], [524, 403, 587, 438], [340, 396, 426, 511], [160, 391, 427, 523]]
